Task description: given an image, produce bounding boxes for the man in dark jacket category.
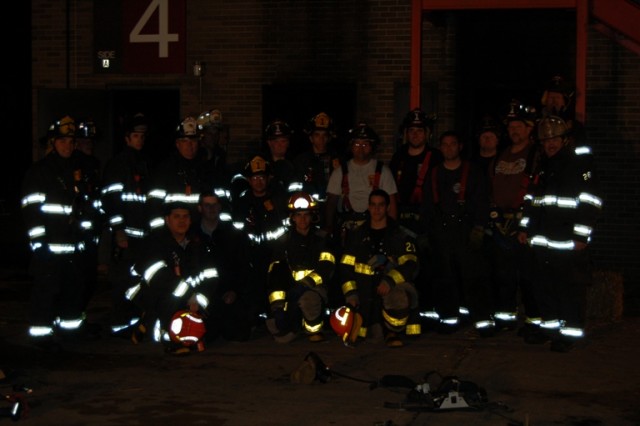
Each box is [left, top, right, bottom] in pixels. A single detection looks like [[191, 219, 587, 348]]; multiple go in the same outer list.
[[127, 202, 218, 354], [191, 190, 254, 342]]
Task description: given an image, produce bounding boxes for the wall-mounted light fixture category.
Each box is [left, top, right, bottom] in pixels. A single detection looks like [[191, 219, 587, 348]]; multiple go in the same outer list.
[[194, 61, 206, 111]]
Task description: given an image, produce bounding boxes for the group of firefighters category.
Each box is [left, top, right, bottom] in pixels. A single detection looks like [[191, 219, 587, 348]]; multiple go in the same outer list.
[[21, 76, 602, 354]]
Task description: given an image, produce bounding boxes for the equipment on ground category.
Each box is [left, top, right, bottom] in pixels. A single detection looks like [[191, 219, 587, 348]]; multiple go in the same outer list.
[[168, 310, 206, 352]]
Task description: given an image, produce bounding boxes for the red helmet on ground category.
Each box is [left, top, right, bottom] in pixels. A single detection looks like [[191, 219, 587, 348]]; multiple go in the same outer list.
[[169, 310, 206, 351], [330, 306, 362, 345]]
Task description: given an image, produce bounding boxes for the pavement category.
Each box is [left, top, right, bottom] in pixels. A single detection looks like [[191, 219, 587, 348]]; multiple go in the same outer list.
[[1, 267, 639, 426]]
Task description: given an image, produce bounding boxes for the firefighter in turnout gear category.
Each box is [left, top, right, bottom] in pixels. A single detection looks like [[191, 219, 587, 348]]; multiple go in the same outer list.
[[338, 189, 420, 348], [21, 115, 103, 346], [420, 131, 494, 335], [147, 116, 205, 231], [265, 192, 336, 343], [517, 116, 602, 352], [101, 113, 152, 336], [126, 202, 218, 354], [232, 155, 289, 323], [293, 112, 342, 211]]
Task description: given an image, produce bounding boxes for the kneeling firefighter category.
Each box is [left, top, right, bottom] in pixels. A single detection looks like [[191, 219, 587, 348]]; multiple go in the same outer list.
[[265, 192, 336, 343], [338, 189, 421, 347]]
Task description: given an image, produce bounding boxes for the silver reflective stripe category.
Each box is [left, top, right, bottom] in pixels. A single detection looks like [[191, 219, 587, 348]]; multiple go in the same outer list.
[[110, 215, 124, 225], [29, 326, 54, 337], [22, 193, 46, 206], [57, 318, 83, 330], [28, 226, 46, 238], [196, 293, 209, 309], [475, 320, 495, 329], [574, 146, 591, 155], [149, 217, 164, 229], [578, 192, 603, 208], [102, 183, 124, 194], [540, 319, 562, 330], [573, 224, 592, 237], [121, 193, 147, 202], [41, 204, 73, 215], [165, 193, 200, 203], [560, 326, 584, 337], [49, 244, 76, 254], [125, 227, 147, 238], [125, 283, 141, 301], [529, 235, 575, 250], [144, 260, 167, 282], [494, 312, 517, 321], [173, 280, 189, 297], [519, 216, 530, 228], [148, 189, 166, 200]]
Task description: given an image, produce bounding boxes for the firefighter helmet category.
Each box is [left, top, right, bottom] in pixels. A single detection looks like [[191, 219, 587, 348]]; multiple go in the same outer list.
[[330, 306, 363, 344], [176, 116, 199, 139], [348, 122, 380, 149], [124, 113, 148, 134], [401, 108, 435, 131], [169, 310, 206, 351], [77, 118, 97, 139], [503, 99, 537, 127], [542, 75, 575, 101], [265, 120, 292, 140], [197, 109, 224, 132], [537, 115, 568, 141], [305, 112, 336, 137], [287, 192, 318, 212], [243, 155, 272, 177], [47, 115, 76, 141]]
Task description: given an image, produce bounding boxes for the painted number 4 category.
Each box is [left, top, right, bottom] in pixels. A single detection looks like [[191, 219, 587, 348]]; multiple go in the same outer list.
[[129, 0, 179, 58]]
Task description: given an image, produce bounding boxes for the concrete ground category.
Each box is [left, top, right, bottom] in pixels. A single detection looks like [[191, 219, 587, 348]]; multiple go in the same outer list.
[[1, 268, 639, 426]]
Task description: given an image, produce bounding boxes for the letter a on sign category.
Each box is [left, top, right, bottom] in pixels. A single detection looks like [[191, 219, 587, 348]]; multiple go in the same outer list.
[[123, 0, 186, 73]]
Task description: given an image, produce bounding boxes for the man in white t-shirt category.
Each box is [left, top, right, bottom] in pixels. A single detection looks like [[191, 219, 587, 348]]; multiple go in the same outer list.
[[324, 122, 398, 245]]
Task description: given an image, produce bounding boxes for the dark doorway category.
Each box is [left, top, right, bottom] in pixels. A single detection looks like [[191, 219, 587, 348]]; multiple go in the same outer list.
[[262, 82, 357, 159], [455, 8, 576, 156]]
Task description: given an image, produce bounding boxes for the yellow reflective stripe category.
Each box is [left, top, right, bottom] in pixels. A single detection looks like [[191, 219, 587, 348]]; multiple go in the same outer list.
[[386, 269, 404, 285], [292, 269, 313, 281], [341, 254, 356, 266], [383, 310, 408, 327], [406, 323, 421, 335], [398, 254, 417, 265], [268, 260, 280, 273], [306, 271, 323, 286], [354, 263, 374, 275], [303, 319, 323, 333], [319, 251, 335, 263], [268, 290, 286, 304], [358, 326, 367, 338], [342, 280, 357, 294]]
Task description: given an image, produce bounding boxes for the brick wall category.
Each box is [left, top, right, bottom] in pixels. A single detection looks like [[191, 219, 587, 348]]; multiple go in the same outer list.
[[586, 31, 640, 313], [31, 1, 640, 313]]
